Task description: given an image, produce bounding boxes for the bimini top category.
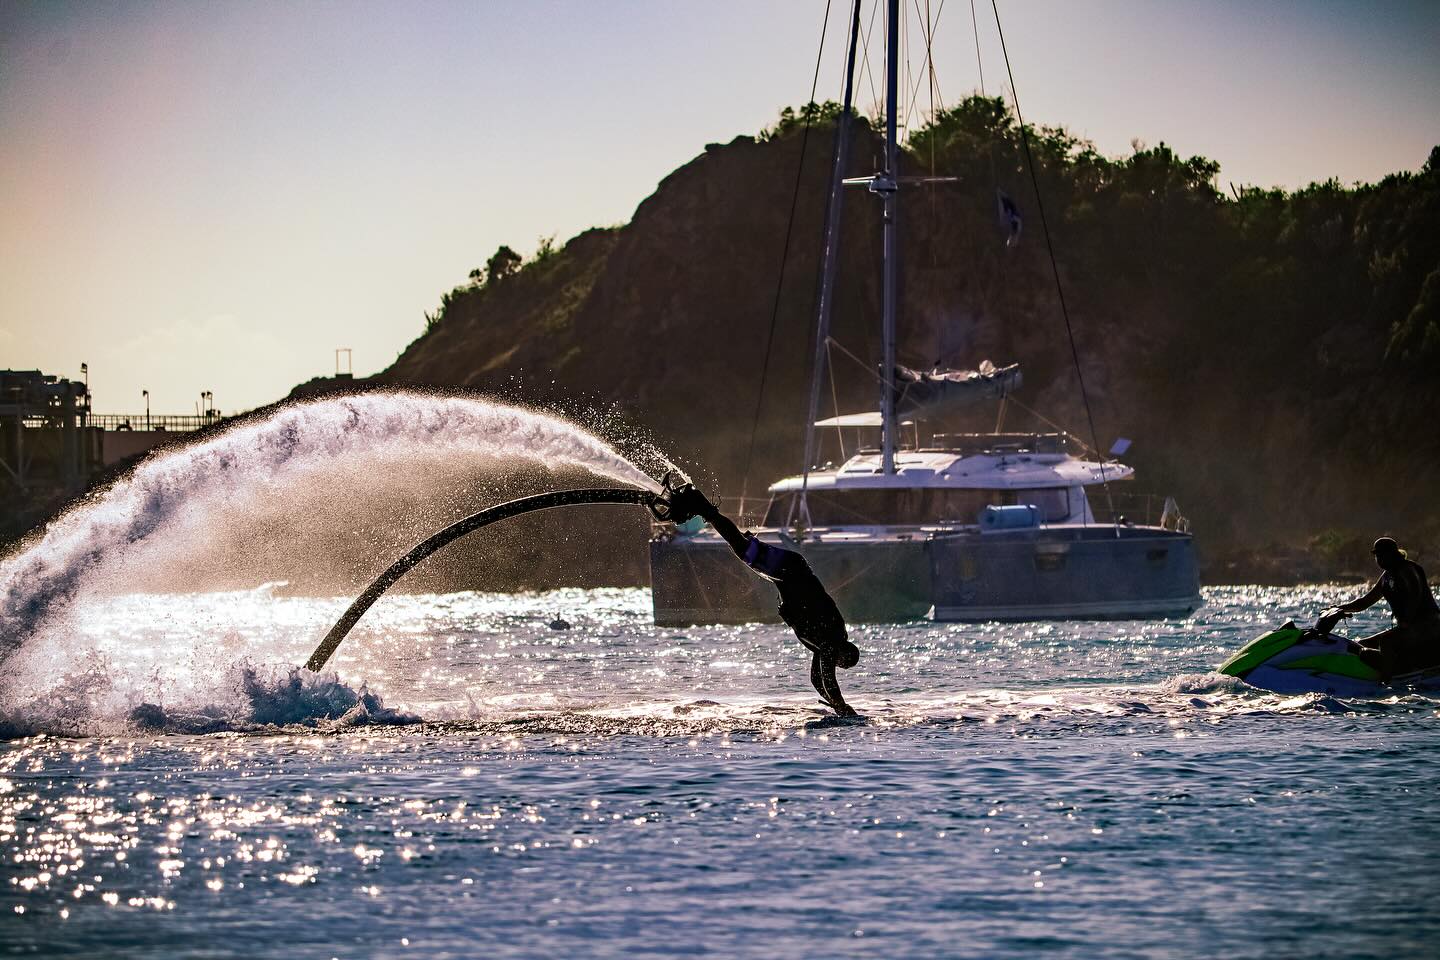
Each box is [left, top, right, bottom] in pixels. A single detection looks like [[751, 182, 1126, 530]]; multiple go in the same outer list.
[[770, 448, 1131, 493]]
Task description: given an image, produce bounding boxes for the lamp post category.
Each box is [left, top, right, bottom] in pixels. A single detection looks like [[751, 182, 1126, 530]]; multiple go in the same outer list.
[[143, 389, 150, 430], [78, 361, 93, 431]]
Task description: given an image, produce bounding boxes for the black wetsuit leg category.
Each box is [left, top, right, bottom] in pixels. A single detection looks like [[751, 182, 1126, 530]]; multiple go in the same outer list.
[[810, 651, 855, 716], [810, 650, 829, 703]]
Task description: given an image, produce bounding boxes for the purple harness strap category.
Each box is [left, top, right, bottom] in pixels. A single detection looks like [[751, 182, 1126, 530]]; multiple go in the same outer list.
[[743, 535, 788, 579]]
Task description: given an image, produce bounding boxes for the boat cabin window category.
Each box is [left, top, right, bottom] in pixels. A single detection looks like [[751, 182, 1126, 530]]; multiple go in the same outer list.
[[762, 487, 1073, 526]]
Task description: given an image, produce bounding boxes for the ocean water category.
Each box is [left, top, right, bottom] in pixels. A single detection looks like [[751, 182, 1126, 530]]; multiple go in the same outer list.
[[3, 584, 1438, 959]]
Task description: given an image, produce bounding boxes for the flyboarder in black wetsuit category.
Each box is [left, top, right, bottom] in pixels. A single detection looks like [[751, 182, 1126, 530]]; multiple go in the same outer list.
[[1327, 537, 1440, 681], [667, 484, 860, 717]]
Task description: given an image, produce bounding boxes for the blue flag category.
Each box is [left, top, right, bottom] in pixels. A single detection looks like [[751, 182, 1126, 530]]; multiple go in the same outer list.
[[997, 190, 1022, 247]]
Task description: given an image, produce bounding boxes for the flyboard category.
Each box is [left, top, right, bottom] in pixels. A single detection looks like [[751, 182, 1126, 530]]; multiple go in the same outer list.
[[1218, 612, 1440, 697], [305, 479, 688, 672]]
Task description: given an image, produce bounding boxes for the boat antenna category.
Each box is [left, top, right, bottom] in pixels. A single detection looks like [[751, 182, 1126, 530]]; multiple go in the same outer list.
[[789, 0, 865, 531], [989, 0, 1116, 528], [737, 0, 837, 521]]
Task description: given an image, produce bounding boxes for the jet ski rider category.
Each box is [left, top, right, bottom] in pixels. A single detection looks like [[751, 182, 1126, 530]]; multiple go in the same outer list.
[[1325, 537, 1440, 681], [665, 484, 860, 717]]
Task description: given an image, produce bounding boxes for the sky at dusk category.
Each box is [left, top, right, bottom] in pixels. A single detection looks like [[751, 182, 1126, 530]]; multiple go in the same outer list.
[[2, 0, 1437, 414]]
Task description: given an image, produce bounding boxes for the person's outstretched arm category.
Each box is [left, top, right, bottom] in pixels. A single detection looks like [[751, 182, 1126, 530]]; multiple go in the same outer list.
[[1336, 581, 1383, 615], [671, 486, 749, 557], [706, 507, 751, 559]]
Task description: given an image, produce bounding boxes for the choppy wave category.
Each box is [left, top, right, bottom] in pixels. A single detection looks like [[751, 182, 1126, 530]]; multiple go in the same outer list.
[[3, 584, 1434, 742], [0, 662, 419, 739], [10, 675, 1429, 743], [5, 586, 1438, 960]]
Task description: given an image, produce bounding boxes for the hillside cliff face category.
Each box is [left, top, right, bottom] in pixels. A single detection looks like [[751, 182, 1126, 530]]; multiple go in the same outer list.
[[384, 122, 887, 499], [372, 100, 1440, 582]]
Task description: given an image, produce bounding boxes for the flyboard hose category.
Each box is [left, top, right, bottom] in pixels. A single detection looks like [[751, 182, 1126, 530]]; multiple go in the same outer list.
[[304, 479, 689, 672]]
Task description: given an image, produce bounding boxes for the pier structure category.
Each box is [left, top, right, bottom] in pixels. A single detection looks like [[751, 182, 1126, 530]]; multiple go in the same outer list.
[[1, 368, 222, 541], [1, 370, 100, 531]]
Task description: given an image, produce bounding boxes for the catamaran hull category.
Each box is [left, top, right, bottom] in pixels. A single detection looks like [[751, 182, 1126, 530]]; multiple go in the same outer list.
[[649, 526, 1201, 625]]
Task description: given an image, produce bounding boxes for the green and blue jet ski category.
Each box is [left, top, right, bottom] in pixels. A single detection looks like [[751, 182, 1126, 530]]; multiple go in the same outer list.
[[1219, 610, 1440, 697]]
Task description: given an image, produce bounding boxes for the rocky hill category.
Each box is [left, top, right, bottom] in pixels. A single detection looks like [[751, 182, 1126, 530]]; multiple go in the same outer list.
[[323, 98, 1440, 585]]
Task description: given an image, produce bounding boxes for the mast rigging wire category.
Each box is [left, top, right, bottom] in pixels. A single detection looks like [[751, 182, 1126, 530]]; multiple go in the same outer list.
[[825, 339, 848, 461], [792, 0, 866, 528], [827, 335, 887, 384], [857, 1, 882, 127], [968, 0, 986, 96], [737, 0, 835, 519], [963, 0, 1011, 386], [901, 0, 947, 136], [989, 0, 1115, 528]]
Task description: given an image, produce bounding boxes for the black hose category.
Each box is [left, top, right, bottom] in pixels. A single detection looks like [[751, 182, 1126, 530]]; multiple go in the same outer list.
[[305, 487, 657, 672]]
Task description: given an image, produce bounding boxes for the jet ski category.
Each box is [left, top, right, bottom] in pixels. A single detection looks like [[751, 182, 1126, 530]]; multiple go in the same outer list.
[[1219, 609, 1440, 697]]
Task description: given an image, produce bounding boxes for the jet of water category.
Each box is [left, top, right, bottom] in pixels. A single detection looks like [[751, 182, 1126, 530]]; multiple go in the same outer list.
[[0, 392, 658, 663]]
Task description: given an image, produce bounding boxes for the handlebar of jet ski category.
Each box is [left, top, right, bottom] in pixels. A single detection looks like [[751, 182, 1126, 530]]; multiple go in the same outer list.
[[1315, 607, 1351, 635]]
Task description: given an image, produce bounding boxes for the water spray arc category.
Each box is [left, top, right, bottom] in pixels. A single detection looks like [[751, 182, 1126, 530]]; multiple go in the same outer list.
[[0, 393, 662, 671], [304, 476, 692, 673]]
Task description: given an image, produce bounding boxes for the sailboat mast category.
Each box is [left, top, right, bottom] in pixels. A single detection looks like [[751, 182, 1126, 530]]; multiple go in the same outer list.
[[793, 0, 864, 529], [879, 0, 900, 475]]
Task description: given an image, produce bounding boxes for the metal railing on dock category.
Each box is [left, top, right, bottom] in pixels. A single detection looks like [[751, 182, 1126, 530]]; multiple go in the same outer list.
[[86, 413, 222, 432]]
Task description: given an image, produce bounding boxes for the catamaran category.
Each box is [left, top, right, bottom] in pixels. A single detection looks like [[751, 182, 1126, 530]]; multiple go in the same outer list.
[[649, 0, 1201, 625]]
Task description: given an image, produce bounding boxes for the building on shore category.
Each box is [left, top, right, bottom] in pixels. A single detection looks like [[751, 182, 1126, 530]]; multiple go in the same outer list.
[[1, 369, 220, 542]]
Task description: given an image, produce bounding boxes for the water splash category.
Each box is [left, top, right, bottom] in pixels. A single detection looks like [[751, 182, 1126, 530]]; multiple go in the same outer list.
[[0, 660, 418, 738], [0, 393, 657, 666]]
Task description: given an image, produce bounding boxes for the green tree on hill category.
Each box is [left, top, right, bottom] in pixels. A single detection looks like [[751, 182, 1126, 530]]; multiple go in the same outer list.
[[485, 245, 523, 285]]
